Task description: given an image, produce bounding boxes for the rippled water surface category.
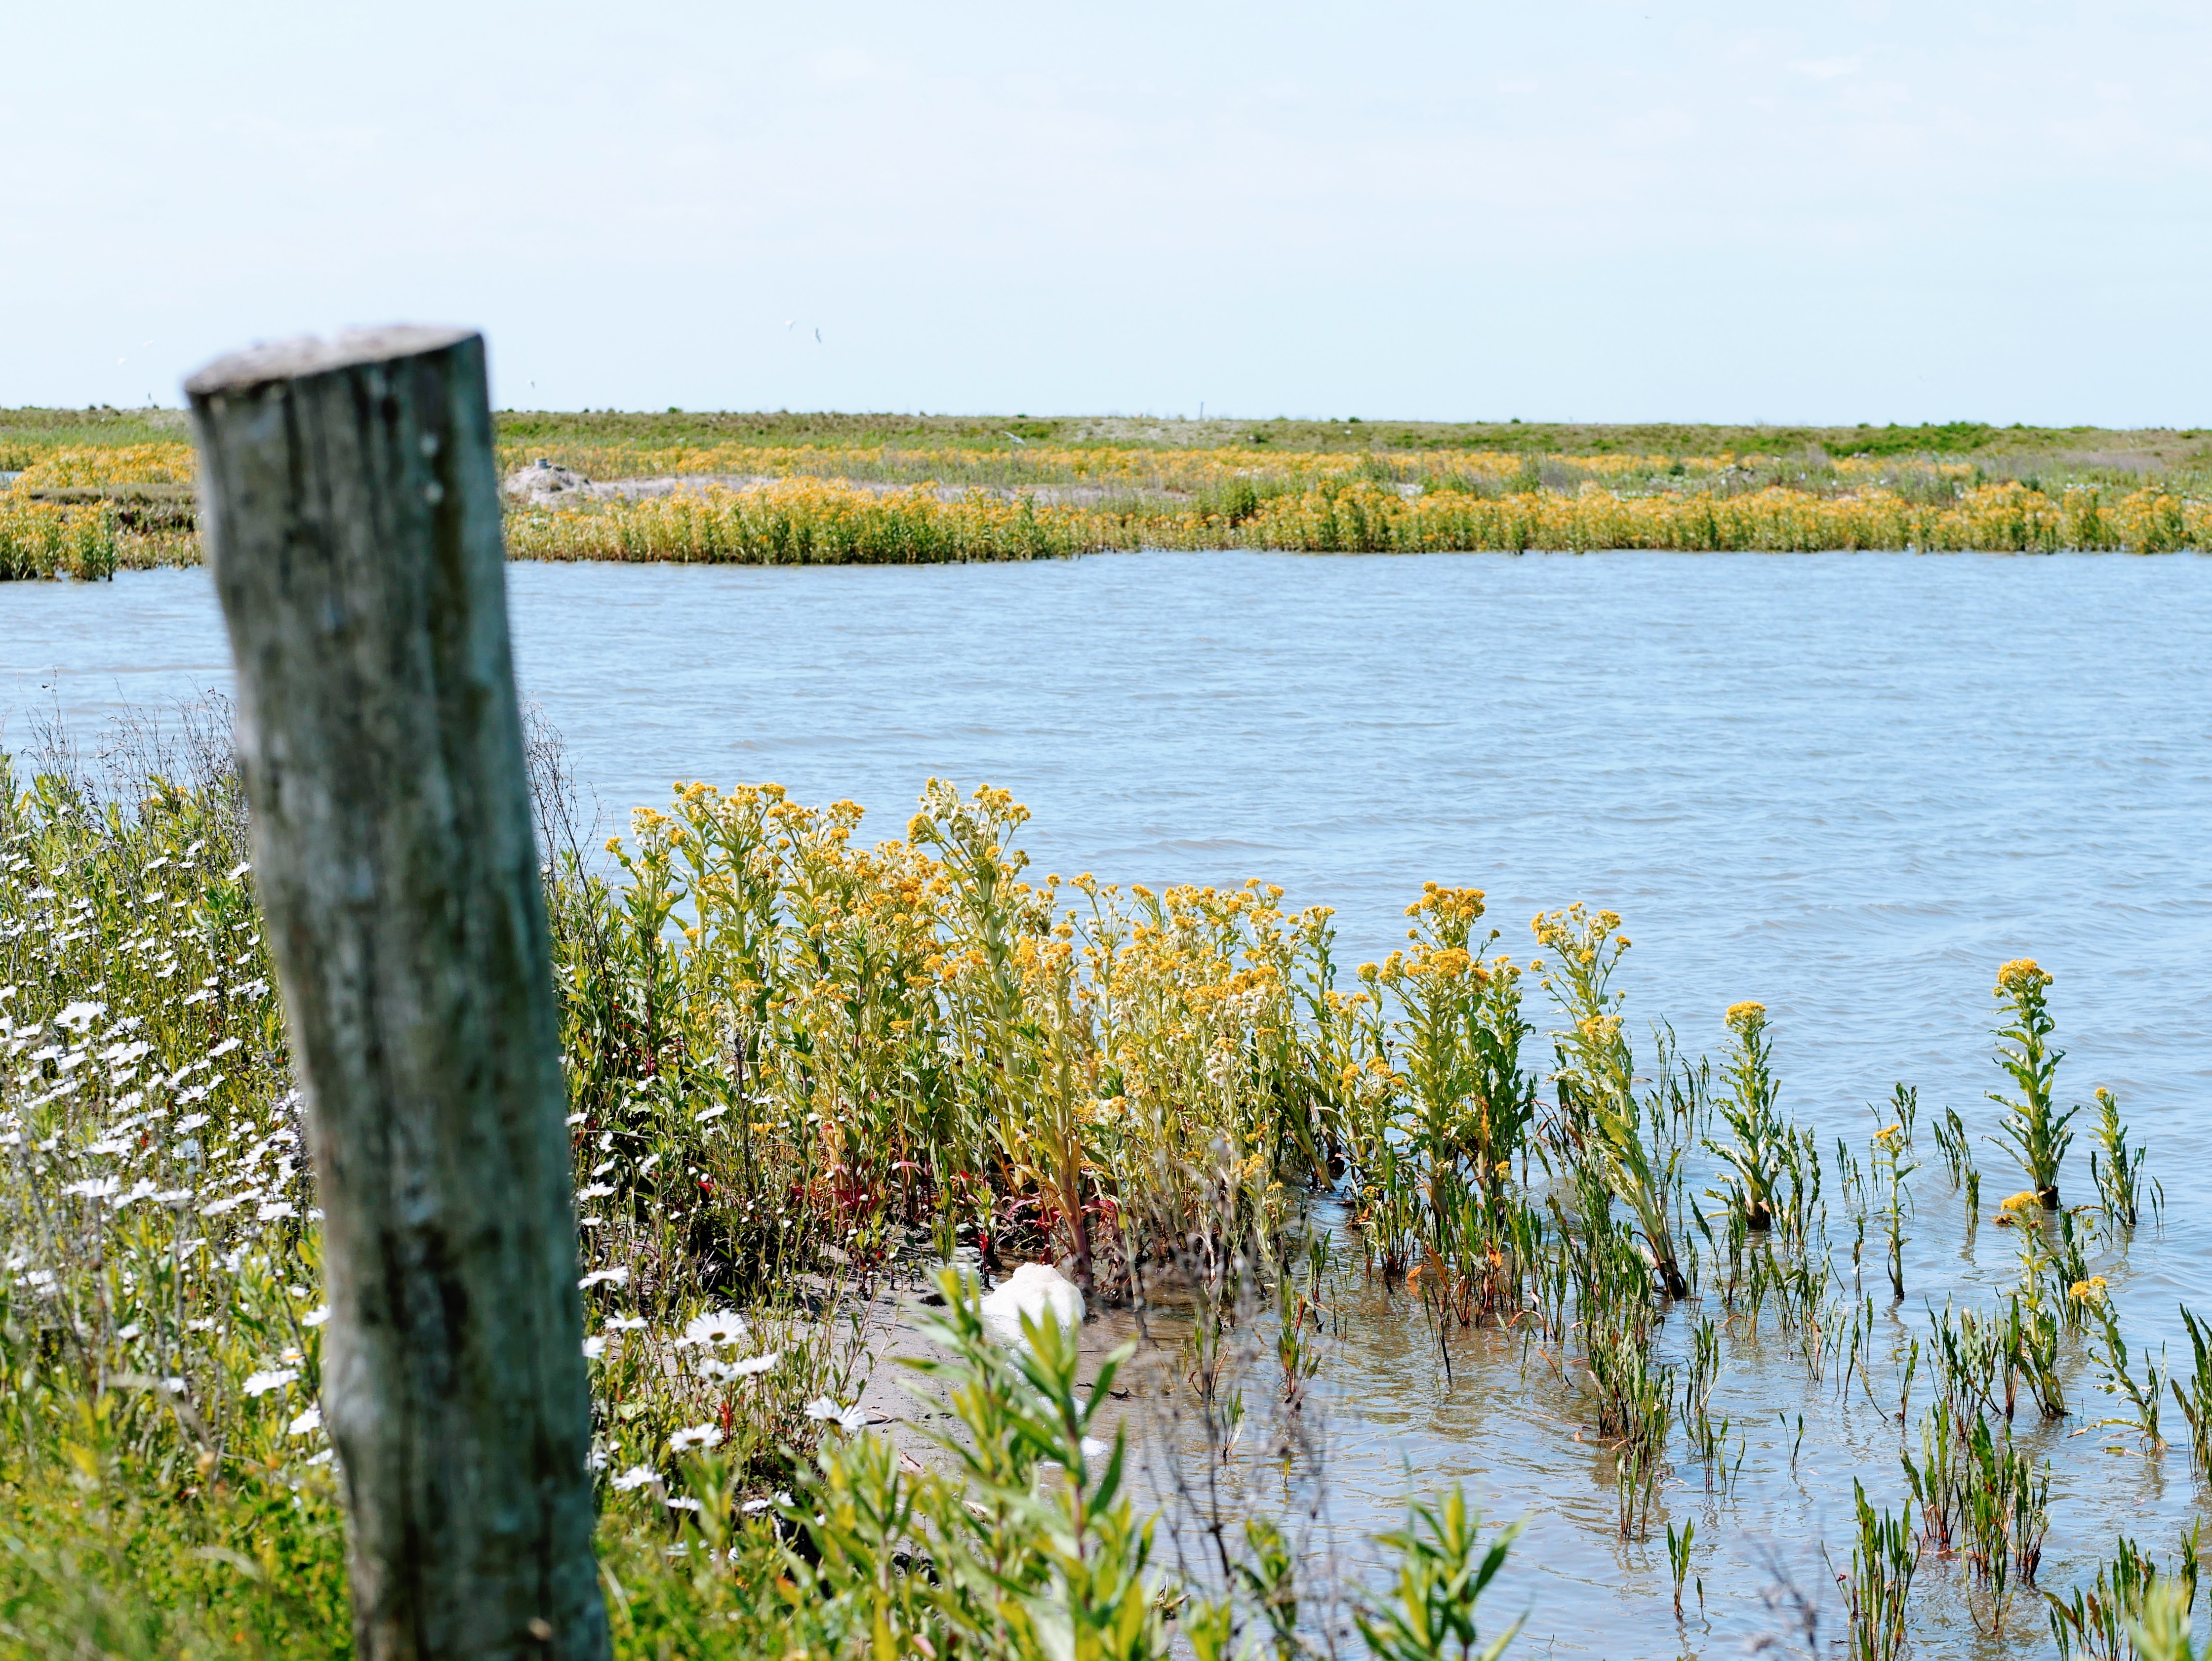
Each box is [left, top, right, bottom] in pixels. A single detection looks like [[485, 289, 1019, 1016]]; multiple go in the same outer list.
[[5, 551, 2210, 1655]]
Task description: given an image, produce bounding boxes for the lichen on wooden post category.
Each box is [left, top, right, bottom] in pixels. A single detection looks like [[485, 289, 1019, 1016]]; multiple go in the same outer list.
[[186, 327, 608, 1661]]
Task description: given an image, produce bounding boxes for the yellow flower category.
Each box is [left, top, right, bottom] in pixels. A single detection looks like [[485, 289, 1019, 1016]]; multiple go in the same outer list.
[[1993, 1191, 2047, 1226], [1725, 1000, 1766, 1037], [2068, 1276, 2108, 1303], [1995, 958, 2052, 996]]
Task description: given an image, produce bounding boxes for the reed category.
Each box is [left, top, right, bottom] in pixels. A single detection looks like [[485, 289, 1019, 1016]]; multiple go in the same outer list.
[[1930, 1105, 1971, 1185], [2171, 1306, 2212, 1480], [1244, 479, 2212, 556], [0, 719, 1558, 1659], [2009, 1293, 2068, 1420], [1684, 1312, 1731, 1479], [2090, 1087, 2154, 1230], [1960, 1411, 2052, 1634], [1900, 1402, 1964, 1556], [1665, 1517, 1695, 1618], [1838, 1480, 1918, 1661], [527, 479, 1114, 564], [0, 717, 911, 1653], [10, 445, 199, 489], [1374, 885, 1537, 1262], [1229, 1515, 1303, 1661], [1928, 1301, 2006, 1426]]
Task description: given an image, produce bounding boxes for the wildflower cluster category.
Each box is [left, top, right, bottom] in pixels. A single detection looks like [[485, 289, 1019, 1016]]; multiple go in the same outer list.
[[0, 496, 118, 580], [559, 778, 1345, 1307], [0, 717, 1548, 1657]]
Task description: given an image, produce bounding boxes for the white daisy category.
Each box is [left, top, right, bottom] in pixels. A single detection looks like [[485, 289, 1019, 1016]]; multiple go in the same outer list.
[[804, 1397, 868, 1433], [682, 1309, 748, 1348]]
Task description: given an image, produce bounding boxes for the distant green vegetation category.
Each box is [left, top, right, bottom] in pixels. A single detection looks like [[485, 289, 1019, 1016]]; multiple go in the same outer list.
[[4, 406, 2206, 471], [480, 408, 2209, 469]]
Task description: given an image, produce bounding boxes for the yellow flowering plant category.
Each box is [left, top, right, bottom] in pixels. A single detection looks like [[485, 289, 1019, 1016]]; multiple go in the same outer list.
[[1987, 960, 2075, 1209], [1706, 1000, 1786, 1234], [1532, 906, 1688, 1298]]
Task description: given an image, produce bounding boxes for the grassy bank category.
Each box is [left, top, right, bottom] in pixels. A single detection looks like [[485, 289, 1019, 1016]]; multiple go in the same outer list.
[[4, 410, 2212, 577], [2, 700, 2206, 1657]]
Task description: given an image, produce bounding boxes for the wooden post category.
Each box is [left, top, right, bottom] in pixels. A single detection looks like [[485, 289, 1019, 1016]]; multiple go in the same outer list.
[[186, 328, 608, 1661]]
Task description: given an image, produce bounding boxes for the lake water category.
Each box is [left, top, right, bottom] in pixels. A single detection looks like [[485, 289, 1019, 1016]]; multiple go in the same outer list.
[[5, 551, 2210, 1656]]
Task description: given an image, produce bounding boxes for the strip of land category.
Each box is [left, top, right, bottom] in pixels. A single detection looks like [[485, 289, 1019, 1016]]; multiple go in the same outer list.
[[4, 407, 2208, 577]]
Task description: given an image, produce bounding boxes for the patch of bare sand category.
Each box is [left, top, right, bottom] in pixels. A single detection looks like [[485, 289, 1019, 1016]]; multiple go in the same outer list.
[[502, 461, 1183, 510]]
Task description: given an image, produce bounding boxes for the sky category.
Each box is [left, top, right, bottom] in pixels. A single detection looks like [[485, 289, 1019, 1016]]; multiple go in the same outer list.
[[4, 1, 2208, 425]]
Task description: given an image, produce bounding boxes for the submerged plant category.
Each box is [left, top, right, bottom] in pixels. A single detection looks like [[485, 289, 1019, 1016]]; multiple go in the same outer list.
[[1900, 1401, 1963, 1555], [1987, 959, 2076, 1209], [2080, 1280, 2166, 1449], [1836, 1480, 1918, 1661], [2089, 1086, 2153, 1231], [1932, 1103, 1976, 1192], [1869, 1112, 1919, 1304], [2171, 1306, 2212, 1481], [1666, 1517, 1695, 1618], [2048, 1533, 2184, 1661]]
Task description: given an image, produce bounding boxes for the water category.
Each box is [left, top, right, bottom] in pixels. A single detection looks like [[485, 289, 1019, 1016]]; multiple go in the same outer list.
[[5, 551, 2210, 1655]]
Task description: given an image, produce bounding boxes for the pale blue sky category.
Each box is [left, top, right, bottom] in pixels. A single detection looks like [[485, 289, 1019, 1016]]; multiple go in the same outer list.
[[6, 2, 2206, 423]]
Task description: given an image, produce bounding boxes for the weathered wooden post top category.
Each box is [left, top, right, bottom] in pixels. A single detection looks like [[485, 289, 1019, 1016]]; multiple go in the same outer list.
[[186, 327, 608, 1661]]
